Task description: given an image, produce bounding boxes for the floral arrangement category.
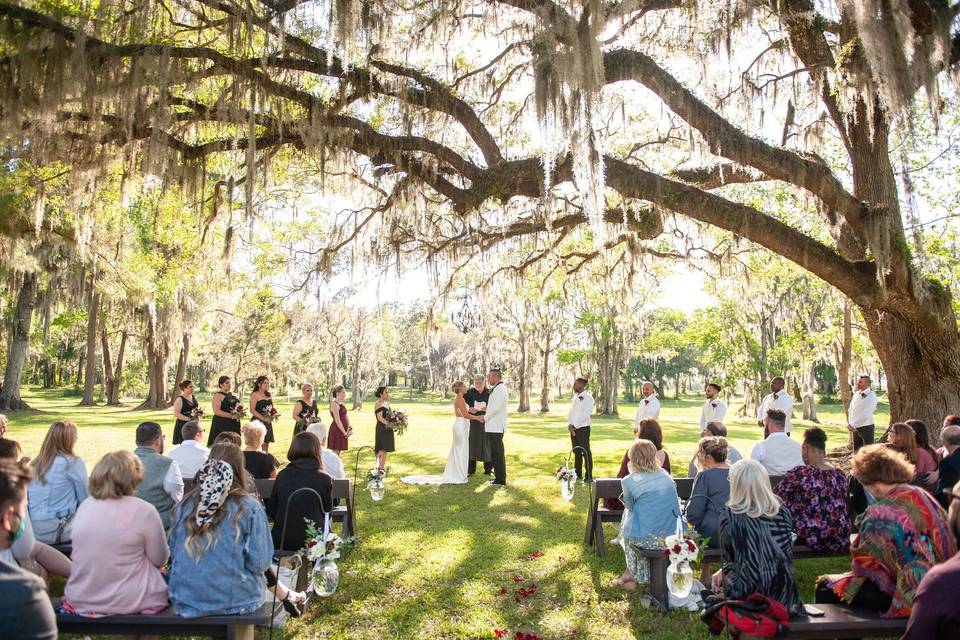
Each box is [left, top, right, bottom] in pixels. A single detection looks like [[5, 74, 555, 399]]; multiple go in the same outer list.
[[302, 518, 350, 562], [367, 468, 385, 485], [663, 533, 698, 564], [384, 408, 408, 436], [295, 414, 320, 433], [230, 405, 247, 420], [189, 406, 205, 420], [555, 465, 577, 483]]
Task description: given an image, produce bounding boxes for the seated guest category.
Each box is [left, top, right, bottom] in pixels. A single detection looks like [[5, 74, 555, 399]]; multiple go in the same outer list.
[[903, 479, 960, 639], [214, 431, 243, 447], [133, 422, 183, 529], [816, 445, 956, 617], [750, 409, 802, 475], [774, 427, 852, 552], [938, 415, 960, 458], [169, 442, 303, 617], [887, 422, 938, 491], [62, 451, 168, 616], [605, 419, 670, 512], [686, 437, 731, 548], [711, 459, 803, 615], [28, 421, 88, 544], [936, 425, 960, 508], [167, 420, 209, 481], [306, 422, 347, 480], [242, 422, 278, 480], [0, 413, 6, 438], [688, 422, 742, 477], [0, 458, 57, 640], [268, 433, 333, 551], [906, 419, 940, 488], [613, 439, 680, 591], [0, 440, 71, 581]]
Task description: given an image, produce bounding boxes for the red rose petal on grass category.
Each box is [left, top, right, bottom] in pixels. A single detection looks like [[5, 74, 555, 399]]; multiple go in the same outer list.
[[499, 587, 507, 594], [513, 575, 522, 582]]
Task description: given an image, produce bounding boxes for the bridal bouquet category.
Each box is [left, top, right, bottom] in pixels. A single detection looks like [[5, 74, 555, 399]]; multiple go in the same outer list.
[[384, 408, 408, 436], [230, 405, 247, 420], [265, 405, 279, 423], [189, 406, 205, 420]]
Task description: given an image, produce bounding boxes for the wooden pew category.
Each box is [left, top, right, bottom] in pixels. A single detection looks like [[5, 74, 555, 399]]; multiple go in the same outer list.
[[55, 600, 273, 640], [787, 605, 907, 638], [584, 479, 623, 557], [675, 474, 785, 501], [255, 477, 356, 541]]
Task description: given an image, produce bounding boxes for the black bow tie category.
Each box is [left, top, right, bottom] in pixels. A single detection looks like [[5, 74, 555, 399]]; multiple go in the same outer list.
[[773, 393, 779, 399]]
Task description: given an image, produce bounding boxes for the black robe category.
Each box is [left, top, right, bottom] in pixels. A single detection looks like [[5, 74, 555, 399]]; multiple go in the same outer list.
[[464, 386, 490, 461]]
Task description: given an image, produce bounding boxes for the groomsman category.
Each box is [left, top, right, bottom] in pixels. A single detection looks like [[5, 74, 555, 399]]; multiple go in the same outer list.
[[757, 376, 793, 435], [567, 377, 594, 482], [481, 368, 508, 486], [846, 375, 878, 451], [699, 383, 727, 430], [634, 381, 660, 428], [465, 375, 492, 476]]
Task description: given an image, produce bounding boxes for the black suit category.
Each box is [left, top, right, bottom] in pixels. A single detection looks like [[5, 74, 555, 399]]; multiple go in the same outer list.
[[267, 458, 333, 551], [936, 447, 960, 508]]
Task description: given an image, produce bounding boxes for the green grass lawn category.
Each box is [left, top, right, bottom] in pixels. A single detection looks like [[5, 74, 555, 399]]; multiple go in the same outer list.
[[5, 387, 877, 639]]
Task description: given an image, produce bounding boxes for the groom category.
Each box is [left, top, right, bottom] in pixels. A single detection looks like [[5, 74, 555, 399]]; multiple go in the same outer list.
[[480, 368, 508, 486]]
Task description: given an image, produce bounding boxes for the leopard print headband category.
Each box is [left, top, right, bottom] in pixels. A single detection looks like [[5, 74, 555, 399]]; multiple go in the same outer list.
[[196, 458, 233, 529]]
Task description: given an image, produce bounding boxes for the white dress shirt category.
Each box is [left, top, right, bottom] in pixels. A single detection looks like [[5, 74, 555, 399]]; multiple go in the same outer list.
[[568, 391, 594, 429], [847, 389, 878, 428], [757, 391, 794, 433], [699, 398, 727, 429], [321, 449, 346, 480], [634, 394, 661, 426], [162, 461, 184, 503], [484, 383, 508, 433], [167, 440, 210, 480], [750, 432, 803, 475]]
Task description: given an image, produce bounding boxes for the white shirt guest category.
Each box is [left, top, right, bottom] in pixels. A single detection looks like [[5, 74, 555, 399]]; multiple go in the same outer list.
[[568, 389, 594, 429], [847, 382, 877, 429], [634, 381, 660, 426], [699, 383, 727, 430], [306, 422, 347, 480], [751, 409, 802, 475], [757, 376, 793, 434], [167, 421, 210, 480]]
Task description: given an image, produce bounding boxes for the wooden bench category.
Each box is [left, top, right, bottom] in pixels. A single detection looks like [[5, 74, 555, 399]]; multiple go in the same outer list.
[[55, 600, 273, 639], [584, 479, 623, 557], [674, 474, 784, 501], [787, 605, 907, 638], [255, 478, 356, 541]]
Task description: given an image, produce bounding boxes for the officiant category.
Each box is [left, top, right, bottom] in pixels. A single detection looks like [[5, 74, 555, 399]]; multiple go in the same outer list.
[[465, 374, 492, 476]]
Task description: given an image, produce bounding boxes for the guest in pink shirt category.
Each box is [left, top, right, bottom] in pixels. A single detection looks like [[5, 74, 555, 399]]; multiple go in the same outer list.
[[63, 451, 169, 617]]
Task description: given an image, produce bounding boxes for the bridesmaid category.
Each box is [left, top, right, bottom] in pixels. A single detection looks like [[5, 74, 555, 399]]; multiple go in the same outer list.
[[292, 383, 319, 435], [374, 386, 395, 473], [208, 376, 242, 446], [250, 376, 276, 452], [328, 385, 350, 457], [172, 379, 199, 445]]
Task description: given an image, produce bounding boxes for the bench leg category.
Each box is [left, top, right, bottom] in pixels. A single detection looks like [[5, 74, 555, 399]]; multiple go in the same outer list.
[[227, 624, 254, 640], [646, 557, 669, 613], [595, 520, 606, 558], [585, 507, 596, 546]]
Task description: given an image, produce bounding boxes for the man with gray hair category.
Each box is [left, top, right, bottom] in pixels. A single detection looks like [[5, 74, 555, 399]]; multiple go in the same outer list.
[[935, 425, 960, 508], [306, 422, 346, 480], [633, 381, 660, 427]]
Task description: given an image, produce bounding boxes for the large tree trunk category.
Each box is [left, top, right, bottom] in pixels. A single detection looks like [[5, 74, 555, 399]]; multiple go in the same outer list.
[[80, 288, 100, 406], [836, 299, 853, 414], [516, 331, 530, 413], [169, 332, 190, 404], [0, 272, 40, 411], [539, 347, 550, 413], [136, 310, 169, 410], [101, 321, 127, 406]]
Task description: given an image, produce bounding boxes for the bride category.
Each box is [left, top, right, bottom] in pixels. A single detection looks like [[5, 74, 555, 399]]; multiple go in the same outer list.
[[401, 381, 470, 485]]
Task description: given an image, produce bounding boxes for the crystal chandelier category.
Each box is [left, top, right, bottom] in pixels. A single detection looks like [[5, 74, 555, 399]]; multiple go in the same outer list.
[[450, 292, 482, 334]]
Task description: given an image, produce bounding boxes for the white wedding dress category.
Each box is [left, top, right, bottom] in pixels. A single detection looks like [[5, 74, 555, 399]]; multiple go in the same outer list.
[[402, 414, 470, 485]]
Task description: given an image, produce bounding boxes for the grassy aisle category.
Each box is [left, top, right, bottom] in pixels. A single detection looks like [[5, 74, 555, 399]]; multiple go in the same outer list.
[[6, 387, 879, 639]]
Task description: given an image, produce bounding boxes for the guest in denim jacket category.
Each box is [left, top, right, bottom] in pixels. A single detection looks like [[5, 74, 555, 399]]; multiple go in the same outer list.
[[613, 439, 681, 590], [28, 421, 88, 544], [168, 442, 306, 618]]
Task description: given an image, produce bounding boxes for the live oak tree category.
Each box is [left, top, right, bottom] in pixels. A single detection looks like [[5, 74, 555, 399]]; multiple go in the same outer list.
[[2, 1, 960, 433]]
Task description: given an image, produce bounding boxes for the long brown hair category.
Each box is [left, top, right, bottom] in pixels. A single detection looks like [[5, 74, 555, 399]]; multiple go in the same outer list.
[[888, 422, 918, 464], [182, 442, 250, 558], [33, 421, 78, 483]]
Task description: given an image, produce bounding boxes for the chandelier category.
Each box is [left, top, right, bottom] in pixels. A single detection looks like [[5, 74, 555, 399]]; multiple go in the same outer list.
[[450, 292, 483, 334]]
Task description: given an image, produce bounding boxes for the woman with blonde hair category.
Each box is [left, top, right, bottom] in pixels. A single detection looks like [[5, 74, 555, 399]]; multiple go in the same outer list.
[[328, 384, 350, 456], [168, 442, 305, 617], [241, 422, 278, 480], [614, 439, 679, 590], [62, 451, 168, 619], [816, 445, 954, 617], [27, 421, 88, 544], [710, 460, 803, 614]]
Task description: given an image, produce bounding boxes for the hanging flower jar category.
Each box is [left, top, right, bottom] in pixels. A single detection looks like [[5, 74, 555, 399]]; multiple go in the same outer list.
[[663, 534, 699, 599], [302, 518, 348, 597], [367, 468, 386, 501], [556, 464, 577, 501], [311, 558, 340, 596]]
